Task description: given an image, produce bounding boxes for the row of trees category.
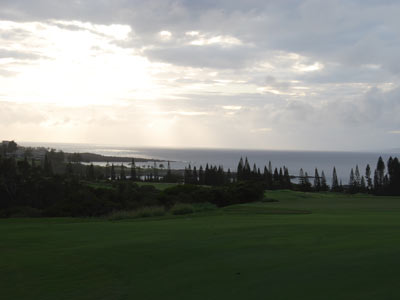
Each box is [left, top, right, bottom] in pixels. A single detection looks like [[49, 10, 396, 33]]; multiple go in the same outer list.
[[346, 157, 400, 195], [233, 156, 400, 195], [0, 153, 264, 217]]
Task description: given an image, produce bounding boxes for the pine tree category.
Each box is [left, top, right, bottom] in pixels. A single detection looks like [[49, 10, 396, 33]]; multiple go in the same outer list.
[[360, 176, 366, 192], [86, 163, 95, 180], [304, 172, 311, 191], [43, 153, 53, 177], [252, 163, 257, 179], [165, 161, 172, 182], [365, 164, 372, 192], [105, 162, 110, 179], [373, 169, 379, 192], [273, 168, 279, 187], [111, 164, 116, 181], [193, 166, 198, 184], [237, 157, 244, 181], [244, 157, 251, 180], [376, 156, 385, 189], [299, 168, 305, 190], [387, 157, 400, 195], [314, 168, 321, 192], [331, 167, 339, 192], [205, 164, 210, 185], [349, 168, 355, 193], [355, 165, 361, 190], [120, 164, 126, 180], [199, 165, 204, 185], [227, 168, 232, 184], [66, 162, 73, 177], [130, 159, 137, 181], [321, 171, 328, 191], [153, 161, 158, 182], [283, 167, 291, 189]]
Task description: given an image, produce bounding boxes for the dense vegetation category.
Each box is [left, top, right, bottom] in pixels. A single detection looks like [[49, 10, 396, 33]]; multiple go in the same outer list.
[[1, 141, 399, 217], [0, 153, 264, 217]]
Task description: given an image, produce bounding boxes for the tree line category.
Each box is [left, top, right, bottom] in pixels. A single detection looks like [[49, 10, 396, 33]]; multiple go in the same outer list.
[[0, 153, 264, 217]]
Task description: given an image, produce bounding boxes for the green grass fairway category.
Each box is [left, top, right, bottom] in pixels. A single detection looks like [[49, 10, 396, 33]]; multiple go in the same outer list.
[[2, 191, 400, 299]]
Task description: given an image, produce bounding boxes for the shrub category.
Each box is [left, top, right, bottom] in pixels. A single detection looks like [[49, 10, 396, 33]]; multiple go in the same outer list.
[[108, 206, 166, 220], [0, 206, 43, 218], [192, 202, 217, 212], [170, 203, 194, 215]]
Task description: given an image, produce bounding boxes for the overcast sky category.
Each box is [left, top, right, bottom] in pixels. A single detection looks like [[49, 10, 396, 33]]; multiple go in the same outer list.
[[0, 0, 400, 151]]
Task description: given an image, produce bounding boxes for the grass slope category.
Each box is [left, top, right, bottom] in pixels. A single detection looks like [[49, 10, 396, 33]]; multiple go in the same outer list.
[[2, 191, 400, 300]]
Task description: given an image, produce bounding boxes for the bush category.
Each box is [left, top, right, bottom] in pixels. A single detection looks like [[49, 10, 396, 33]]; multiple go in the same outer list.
[[0, 206, 43, 218], [192, 202, 217, 212], [170, 203, 194, 215], [108, 206, 166, 220]]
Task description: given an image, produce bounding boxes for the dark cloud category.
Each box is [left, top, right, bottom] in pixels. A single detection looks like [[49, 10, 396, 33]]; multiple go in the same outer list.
[[146, 44, 259, 69], [1, 0, 400, 149], [0, 49, 43, 60], [1, 1, 400, 74]]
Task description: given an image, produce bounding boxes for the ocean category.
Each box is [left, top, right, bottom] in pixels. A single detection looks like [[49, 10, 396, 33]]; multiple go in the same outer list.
[[20, 142, 398, 184]]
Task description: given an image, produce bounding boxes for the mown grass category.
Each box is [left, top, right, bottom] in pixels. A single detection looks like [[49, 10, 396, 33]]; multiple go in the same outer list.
[[2, 191, 400, 300]]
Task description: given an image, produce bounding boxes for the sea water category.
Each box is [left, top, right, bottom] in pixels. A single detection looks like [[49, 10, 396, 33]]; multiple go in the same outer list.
[[20, 142, 398, 184]]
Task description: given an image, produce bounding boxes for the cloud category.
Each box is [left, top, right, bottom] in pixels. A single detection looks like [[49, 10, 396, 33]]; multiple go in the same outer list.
[[0, 1, 400, 150], [0, 49, 43, 60], [145, 44, 257, 69]]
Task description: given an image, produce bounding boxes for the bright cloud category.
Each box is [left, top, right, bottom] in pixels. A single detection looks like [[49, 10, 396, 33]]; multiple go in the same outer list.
[[0, 1, 400, 150]]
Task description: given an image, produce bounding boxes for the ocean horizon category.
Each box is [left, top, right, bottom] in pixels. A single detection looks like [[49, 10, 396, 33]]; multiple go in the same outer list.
[[19, 141, 399, 185]]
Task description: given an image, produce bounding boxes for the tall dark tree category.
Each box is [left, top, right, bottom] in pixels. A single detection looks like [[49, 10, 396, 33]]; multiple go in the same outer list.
[[304, 172, 311, 191], [198, 165, 205, 185], [130, 158, 137, 181], [66, 161, 74, 177], [237, 157, 244, 181], [243, 157, 251, 180], [355, 165, 361, 188], [331, 167, 340, 192], [273, 168, 279, 187], [205, 164, 210, 185], [86, 163, 95, 180], [348, 168, 355, 193], [387, 157, 400, 195], [43, 153, 53, 177], [105, 162, 110, 179], [252, 163, 258, 179], [365, 164, 372, 192], [111, 164, 116, 181], [226, 168, 232, 184], [165, 161, 173, 183], [283, 167, 291, 189], [321, 171, 328, 191], [153, 162, 158, 182], [360, 176, 366, 192], [299, 168, 305, 186], [314, 168, 321, 192], [374, 157, 385, 192], [193, 166, 198, 184], [120, 164, 126, 180]]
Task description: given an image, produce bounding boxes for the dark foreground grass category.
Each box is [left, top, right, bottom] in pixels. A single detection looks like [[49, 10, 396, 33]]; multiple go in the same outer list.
[[2, 191, 400, 300]]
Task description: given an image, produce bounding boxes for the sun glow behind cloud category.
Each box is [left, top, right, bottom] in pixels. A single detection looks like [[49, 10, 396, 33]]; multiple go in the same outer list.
[[0, 20, 168, 106], [1, 0, 400, 151]]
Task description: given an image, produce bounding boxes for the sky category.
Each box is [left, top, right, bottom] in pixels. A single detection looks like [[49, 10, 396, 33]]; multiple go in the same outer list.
[[0, 0, 400, 151]]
